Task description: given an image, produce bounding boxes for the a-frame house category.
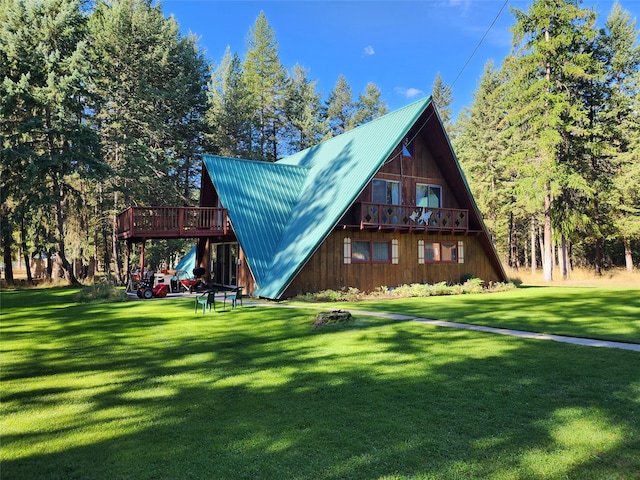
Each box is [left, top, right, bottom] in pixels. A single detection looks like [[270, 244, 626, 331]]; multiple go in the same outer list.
[[195, 96, 507, 299]]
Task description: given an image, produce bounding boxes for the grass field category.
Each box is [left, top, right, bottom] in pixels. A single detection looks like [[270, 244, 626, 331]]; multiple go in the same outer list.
[[1, 287, 639, 479]]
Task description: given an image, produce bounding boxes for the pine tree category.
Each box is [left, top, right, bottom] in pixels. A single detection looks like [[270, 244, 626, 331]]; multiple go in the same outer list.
[[1, 0, 106, 285], [598, 3, 640, 271], [282, 63, 324, 154], [454, 62, 511, 261], [88, 0, 208, 279], [352, 82, 388, 127], [325, 74, 355, 139], [164, 33, 210, 205], [508, 0, 598, 281], [207, 48, 254, 159], [243, 11, 287, 161], [432, 72, 453, 129]]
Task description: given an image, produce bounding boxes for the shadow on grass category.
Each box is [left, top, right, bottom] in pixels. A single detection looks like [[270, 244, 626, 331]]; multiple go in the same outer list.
[[2, 291, 639, 479]]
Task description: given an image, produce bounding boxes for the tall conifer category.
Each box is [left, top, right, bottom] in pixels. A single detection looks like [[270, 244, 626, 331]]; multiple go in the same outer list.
[[243, 12, 287, 161], [508, 0, 597, 281], [1, 0, 106, 284]]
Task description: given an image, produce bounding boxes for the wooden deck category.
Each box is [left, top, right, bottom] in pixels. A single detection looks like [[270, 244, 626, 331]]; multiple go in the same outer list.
[[116, 203, 470, 242], [116, 206, 229, 241], [356, 203, 469, 233]]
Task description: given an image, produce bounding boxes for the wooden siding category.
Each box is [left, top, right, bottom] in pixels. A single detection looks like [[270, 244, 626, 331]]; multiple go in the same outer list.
[[236, 248, 255, 296], [281, 229, 503, 299], [352, 142, 461, 209]]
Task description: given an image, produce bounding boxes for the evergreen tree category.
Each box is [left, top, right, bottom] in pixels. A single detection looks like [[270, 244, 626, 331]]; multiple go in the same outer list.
[[432, 72, 453, 128], [352, 82, 388, 127], [325, 74, 355, 139], [507, 0, 598, 281], [88, 0, 208, 279], [1, 0, 106, 285], [282, 63, 324, 154], [243, 11, 287, 161], [454, 62, 511, 260], [207, 48, 254, 159], [598, 3, 640, 271], [164, 33, 210, 205]]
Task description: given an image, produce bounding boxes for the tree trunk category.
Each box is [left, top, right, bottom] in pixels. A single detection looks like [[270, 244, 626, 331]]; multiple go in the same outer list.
[[542, 28, 553, 282], [530, 215, 537, 275], [624, 237, 634, 272], [112, 221, 123, 284], [111, 191, 123, 284], [46, 247, 53, 279], [52, 173, 79, 285], [538, 223, 544, 274], [509, 212, 519, 270], [508, 212, 514, 268], [102, 221, 110, 275], [20, 216, 32, 283], [595, 237, 603, 275], [1, 211, 14, 285], [44, 106, 78, 285], [543, 187, 553, 282], [560, 235, 570, 280]]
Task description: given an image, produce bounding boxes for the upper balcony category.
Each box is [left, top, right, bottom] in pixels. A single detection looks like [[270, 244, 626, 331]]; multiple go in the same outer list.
[[345, 202, 470, 233], [116, 206, 229, 241]]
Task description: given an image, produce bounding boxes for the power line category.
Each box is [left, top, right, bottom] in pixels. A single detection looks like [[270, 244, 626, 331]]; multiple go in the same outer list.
[[450, 0, 510, 89]]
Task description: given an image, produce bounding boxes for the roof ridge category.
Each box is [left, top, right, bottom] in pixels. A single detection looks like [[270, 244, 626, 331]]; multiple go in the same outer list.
[[277, 96, 432, 167]]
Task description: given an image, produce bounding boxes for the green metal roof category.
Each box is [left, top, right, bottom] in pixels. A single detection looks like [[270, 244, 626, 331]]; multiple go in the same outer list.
[[203, 97, 432, 299], [201, 157, 308, 283], [174, 244, 196, 275]]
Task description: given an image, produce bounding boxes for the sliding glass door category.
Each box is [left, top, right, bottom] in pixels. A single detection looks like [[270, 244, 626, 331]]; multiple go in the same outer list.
[[212, 242, 238, 287]]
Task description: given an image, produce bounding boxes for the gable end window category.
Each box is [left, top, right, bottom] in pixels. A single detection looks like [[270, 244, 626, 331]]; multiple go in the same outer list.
[[372, 179, 400, 205], [402, 138, 413, 157], [416, 183, 442, 208]]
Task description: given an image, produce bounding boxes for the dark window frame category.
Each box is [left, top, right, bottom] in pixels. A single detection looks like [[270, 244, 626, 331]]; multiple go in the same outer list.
[[424, 241, 458, 263], [372, 179, 401, 205], [352, 239, 392, 264]]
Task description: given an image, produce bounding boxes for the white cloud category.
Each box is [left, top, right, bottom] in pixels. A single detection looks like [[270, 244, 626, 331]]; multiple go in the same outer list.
[[395, 87, 424, 98], [363, 45, 375, 56], [447, 0, 472, 14]]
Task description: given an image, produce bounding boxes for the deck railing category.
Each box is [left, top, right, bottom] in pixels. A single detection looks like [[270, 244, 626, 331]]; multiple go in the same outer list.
[[116, 206, 228, 240], [358, 203, 469, 232]]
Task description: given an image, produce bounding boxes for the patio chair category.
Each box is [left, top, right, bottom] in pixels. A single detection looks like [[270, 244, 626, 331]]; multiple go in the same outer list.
[[223, 290, 236, 311], [223, 286, 244, 311], [195, 290, 217, 314], [235, 286, 244, 307]]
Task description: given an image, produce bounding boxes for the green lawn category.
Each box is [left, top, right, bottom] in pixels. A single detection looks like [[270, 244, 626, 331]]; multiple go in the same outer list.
[[310, 286, 640, 345], [1, 287, 639, 479]]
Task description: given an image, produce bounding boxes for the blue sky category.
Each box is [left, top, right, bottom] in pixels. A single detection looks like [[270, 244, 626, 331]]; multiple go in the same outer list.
[[161, 0, 640, 121]]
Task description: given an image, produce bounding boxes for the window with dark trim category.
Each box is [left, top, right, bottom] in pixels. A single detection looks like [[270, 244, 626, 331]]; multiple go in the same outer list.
[[416, 183, 442, 208], [372, 179, 400, 205], [352, 240, 392, 263], [420, 241, 462, 263]]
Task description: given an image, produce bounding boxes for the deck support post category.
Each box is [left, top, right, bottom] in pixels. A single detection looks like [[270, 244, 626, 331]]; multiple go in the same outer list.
[[140, 239, 146, 272], [125, 241, 131, 275]]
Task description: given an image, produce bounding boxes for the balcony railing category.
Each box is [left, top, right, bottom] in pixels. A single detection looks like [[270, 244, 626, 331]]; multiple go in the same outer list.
[[116, 206, 228, 240], [358, 202, 469, 232]]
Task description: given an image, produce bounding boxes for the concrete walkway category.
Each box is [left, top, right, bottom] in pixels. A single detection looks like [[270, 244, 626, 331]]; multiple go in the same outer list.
[[412, 318, 640, 352], [250, 303, 640, 353]]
